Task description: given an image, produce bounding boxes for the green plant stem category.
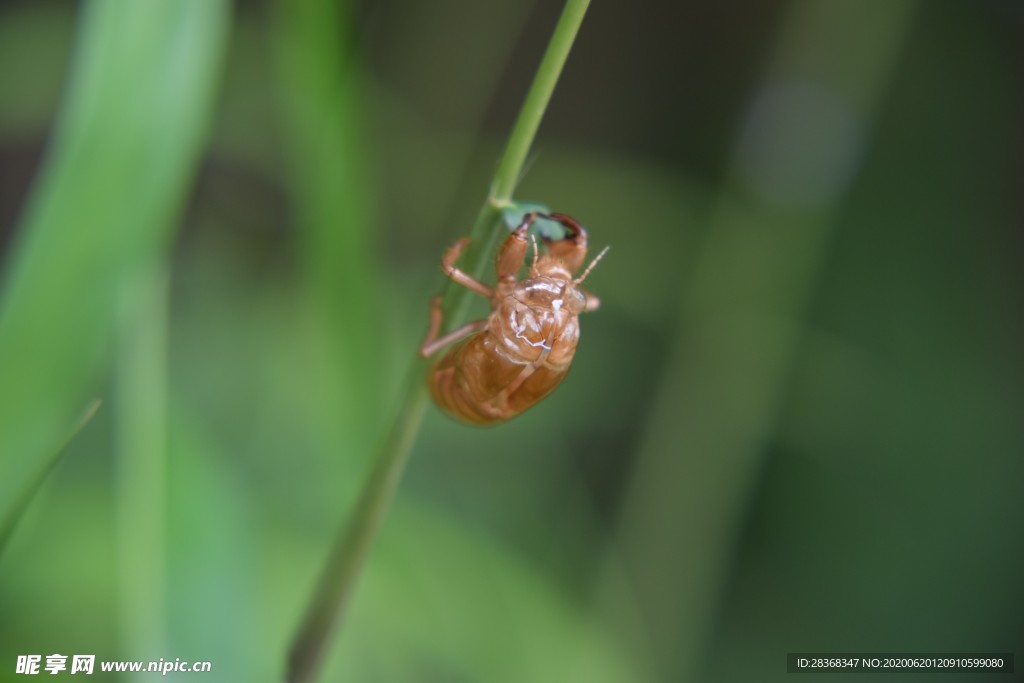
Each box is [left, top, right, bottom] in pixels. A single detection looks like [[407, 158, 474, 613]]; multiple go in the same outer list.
[[491, 0, 590, 202], [284, 2, 590, 681], [286, 376, 428, 683], [0, 0, 228, 545]]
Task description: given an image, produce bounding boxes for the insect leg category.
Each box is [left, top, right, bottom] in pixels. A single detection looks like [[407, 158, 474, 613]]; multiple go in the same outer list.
[[496, 216, 533, 285], [442, 238, 493, 298], [491, 363, 539, 413], [418, 296, 489, 358]]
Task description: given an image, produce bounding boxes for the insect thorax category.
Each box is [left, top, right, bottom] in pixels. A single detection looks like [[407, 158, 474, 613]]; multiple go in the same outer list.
[[489, 276, 583, 367]]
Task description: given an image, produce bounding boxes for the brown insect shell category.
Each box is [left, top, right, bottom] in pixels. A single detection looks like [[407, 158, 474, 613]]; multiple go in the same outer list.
[[488, 259, 587, 370], [429, 256, 589, 424]]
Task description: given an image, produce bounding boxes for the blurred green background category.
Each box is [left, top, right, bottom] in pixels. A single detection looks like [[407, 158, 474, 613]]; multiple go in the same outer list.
[[1, 0, 1022, 681]]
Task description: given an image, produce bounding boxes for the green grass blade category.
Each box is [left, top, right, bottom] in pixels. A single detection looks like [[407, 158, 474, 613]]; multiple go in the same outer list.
[[0, 0, 230, 529], [604, 1, 921, 679], [273, 0, 380, 447], [0, 399, 100, 554], [114, 262, 170, 663]]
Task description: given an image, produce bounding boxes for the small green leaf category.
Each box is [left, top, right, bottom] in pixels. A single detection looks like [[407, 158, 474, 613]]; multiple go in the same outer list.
[[499, 200, 575, 241], [533, 214, 572, 241], [499, 200, 550, 229]]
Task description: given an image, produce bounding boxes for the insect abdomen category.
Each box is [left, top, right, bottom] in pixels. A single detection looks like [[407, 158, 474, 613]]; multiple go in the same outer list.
[[429, 334, 569, 424]]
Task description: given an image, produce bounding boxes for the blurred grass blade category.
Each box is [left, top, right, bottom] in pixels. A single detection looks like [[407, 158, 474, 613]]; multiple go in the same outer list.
[[603, 0, 920, 680], [274, 0, 381, 446], [0, 2, 229, 526], [114, 262, 170, 665], [0, 399, 100, 554]]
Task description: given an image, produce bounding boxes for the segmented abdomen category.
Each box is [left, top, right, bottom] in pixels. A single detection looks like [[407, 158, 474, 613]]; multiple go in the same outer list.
[[428, 333, 569, 425]]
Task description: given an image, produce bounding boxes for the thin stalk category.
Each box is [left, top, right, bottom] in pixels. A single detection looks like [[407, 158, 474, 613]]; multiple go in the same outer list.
[[491, 0, 590, 202], [284, 2, 590, 681], [286, 376, 428, 683], [114, 262, 170, 667]]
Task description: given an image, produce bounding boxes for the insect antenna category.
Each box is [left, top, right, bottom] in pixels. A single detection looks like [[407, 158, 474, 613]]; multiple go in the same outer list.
[[530, 234, 540, 271], [574, 245, 609, 285]]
